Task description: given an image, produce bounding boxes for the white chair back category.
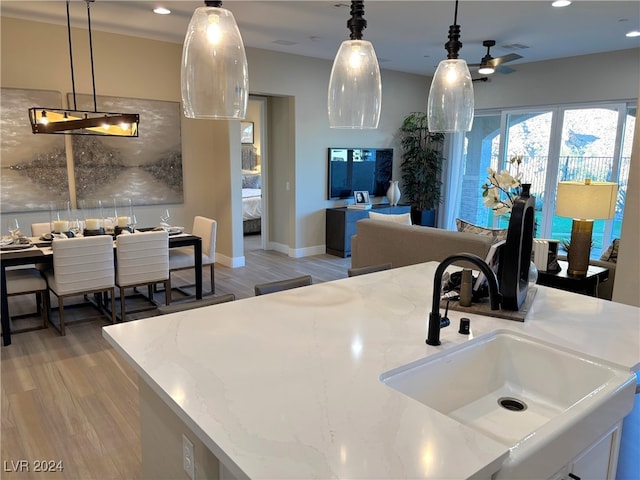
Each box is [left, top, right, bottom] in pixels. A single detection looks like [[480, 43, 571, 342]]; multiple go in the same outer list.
[[50, 236, 115, 295], [116, 231, 169, 287], [192, 216, 216, 263]]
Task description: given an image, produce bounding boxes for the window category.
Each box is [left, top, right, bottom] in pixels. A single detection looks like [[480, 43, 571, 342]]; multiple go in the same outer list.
[[454, 102, 635, 259]]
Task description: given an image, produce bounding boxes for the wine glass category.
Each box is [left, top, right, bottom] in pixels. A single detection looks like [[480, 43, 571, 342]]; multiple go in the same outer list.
[[6, 218, 20, 240], [160, 209, 171, 227], [106, 198, 118, 233], [70, 218, 82, 237], [127, 214, 137, 232]]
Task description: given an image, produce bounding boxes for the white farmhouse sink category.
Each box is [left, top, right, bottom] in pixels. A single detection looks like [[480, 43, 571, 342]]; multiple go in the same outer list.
[[380, 329, 637, 478]]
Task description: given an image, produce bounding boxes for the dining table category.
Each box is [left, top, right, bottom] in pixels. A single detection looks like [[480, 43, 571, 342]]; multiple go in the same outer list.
[[1, 231, 203, 346]]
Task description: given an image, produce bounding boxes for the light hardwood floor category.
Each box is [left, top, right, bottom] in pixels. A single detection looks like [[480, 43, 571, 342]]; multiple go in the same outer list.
[[1, 243, 350, 479]]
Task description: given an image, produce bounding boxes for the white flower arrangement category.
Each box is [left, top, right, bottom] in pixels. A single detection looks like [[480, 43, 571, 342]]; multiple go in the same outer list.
[[481, 155, 524, 216]]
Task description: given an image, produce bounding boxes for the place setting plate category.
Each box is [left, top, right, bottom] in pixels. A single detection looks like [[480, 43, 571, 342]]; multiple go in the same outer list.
[[0, 236, 34, 251], [168, 226, 184, 236]]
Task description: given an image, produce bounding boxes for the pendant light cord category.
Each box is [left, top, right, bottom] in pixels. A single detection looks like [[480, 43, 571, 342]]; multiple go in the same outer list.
[[347, 0, 367, 40], [66, 0, 77, 110], [86, 0, 98, 112], [445, 0, 462, 59]]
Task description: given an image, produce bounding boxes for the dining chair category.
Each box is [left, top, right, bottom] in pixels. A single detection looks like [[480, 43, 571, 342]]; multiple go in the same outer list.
[[156, 293, 235, 315], [169, 216, 217, 296], [347, 263, 392, 277], [5, 268, 49, 333], [254, 275, 312, 296], [115, 230, 170, 321], [44, 235, 116, 335]]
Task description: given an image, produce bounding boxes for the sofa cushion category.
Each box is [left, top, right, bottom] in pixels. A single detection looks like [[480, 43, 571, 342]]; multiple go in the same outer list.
[[369, 211, 412, 225], [456, 218, 507, 241], [600, 238, 619, 263], [351, 219, 494, 269]]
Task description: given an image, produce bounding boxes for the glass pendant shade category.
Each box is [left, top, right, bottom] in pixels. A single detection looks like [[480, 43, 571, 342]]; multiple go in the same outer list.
[[427, 59, 474, 132], [328, 39, 382, 129], [181, 5, 248, 119]]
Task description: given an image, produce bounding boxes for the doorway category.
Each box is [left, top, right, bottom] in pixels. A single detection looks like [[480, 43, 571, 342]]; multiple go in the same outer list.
[[243, 96, 268, 254]]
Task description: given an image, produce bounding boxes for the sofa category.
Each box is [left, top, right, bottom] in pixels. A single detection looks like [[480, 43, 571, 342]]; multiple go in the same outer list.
[[350, 218, 495, 270]]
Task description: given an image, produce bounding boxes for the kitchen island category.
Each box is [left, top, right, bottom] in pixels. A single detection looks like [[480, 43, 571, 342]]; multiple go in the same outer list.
[[103, 262, 640, 479]]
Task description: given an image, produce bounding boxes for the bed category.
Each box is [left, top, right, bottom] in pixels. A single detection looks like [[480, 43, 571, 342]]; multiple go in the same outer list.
[[242, 171, 262, 235]]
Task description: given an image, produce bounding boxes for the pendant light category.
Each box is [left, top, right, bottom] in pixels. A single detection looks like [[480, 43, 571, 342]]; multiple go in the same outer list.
[[28, 0, 139, 137], [181, 0, 248, 120], [427, 0, 474, 133], [327, 0, 381, 129]]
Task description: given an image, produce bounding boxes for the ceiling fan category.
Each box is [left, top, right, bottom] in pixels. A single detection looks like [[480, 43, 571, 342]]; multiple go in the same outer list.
[[469, 40, 523, 75]]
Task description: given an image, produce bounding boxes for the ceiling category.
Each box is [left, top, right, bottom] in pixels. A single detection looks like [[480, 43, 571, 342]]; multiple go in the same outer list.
[[2, 1, 639, 76]]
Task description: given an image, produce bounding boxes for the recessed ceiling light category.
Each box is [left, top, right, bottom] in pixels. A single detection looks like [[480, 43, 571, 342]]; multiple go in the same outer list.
[[626, 30, 640, 37], [153, 7, 171, 15], [551, 0, 571, 7]]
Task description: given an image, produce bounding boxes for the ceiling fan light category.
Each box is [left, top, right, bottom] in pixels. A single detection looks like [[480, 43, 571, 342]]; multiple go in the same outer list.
[[427, 58, 474, 133], [328, 39, 381, 129], [478, 64, 495, 75], [181, 4, 248, 119]]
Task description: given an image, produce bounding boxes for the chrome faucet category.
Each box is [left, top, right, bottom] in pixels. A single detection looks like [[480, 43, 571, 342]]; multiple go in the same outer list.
[[426, 253, 502, 346]]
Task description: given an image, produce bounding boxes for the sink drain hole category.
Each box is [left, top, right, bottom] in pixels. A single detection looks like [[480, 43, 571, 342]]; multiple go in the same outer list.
[[498, 397, 527, 412]]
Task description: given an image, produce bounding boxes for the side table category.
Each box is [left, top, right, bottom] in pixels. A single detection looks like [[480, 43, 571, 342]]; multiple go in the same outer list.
[[536, 260, 609, 297]]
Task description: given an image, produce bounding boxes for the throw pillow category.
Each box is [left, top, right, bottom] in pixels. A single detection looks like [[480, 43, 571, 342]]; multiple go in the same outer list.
[[242, 172, 261, 189], [369, 211, 412, 225], [599, 238, 619, 263], [456, 218, 507, 240]]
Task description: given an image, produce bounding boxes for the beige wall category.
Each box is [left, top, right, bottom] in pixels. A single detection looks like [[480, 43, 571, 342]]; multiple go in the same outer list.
[[1, 16, 427, 264], [1, 15, 638, 293], [473, 48, 640, 109]]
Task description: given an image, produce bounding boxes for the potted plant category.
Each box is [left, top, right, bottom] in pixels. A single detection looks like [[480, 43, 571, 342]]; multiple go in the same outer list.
[[398, 112, 446, 226]]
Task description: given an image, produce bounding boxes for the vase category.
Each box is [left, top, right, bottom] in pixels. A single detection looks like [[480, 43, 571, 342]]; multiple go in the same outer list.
[[386, 180, 401, 206]]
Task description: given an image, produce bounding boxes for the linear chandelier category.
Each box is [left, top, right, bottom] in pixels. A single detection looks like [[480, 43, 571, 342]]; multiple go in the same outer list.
[[327, 0, 381, 129], [28, 0, 139, 137], [181, 0, 248, 119], [426, 0, 474, 133]]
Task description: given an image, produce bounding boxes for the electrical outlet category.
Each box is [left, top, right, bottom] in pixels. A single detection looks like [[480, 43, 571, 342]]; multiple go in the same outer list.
[[183, 434, 195, 480]]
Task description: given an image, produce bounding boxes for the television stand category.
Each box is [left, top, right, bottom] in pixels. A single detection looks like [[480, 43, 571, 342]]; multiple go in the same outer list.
[[325, 204, 410, 257]]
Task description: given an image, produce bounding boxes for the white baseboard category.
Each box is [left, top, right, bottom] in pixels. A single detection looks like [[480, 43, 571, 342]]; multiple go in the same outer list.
[[215, 243, 328, 269], [267, 242, 325, 258], [215, 252, 245, 268]]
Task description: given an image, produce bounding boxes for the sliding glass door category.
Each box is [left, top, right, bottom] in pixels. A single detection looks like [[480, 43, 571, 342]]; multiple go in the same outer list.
[[455, 102, 635, 259]]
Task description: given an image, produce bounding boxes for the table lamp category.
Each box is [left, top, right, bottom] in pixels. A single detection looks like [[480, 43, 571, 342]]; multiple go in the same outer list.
[[556, 180, 618, 276]]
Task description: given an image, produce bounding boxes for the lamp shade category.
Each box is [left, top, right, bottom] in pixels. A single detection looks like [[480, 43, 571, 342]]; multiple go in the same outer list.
[[427, 59, 474, 132], [181, 5, 248, 119], [328, 39, 382, 129], [556, 181, 618, 220]]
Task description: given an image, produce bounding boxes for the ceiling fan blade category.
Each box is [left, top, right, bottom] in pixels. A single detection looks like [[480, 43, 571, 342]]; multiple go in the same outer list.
[[496, 65, 517, 74], [489, 53, 523, 67]]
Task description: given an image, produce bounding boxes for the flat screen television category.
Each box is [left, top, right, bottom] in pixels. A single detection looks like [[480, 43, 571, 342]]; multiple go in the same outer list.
[[327, 147, 393, 200]]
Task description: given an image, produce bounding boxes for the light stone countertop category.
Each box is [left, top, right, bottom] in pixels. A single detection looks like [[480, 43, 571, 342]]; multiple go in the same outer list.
[[103, 261, 640, 479]]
